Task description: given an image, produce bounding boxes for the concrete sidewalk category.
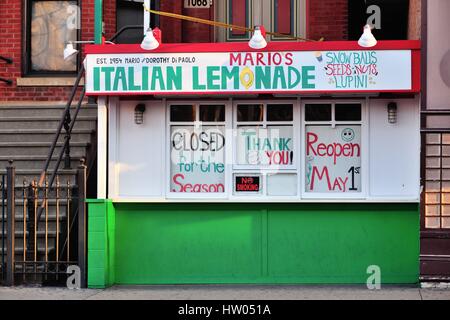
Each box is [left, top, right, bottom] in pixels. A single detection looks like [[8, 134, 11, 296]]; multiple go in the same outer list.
[[0, 284, 449, 300]]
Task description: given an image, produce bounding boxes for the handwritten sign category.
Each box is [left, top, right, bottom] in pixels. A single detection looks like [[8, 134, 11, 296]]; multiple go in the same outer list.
[[85, 50, 412, 94], [170, 126, 225, 193], [236, 126, 294, 166], [305, 126, 361, 193]]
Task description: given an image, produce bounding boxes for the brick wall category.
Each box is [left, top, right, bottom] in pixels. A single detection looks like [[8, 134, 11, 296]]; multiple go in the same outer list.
[[408, 0, 421, 40], [0, 0, 116, 102], [159, 1, 183, 43], [0, 0, 349, 102], [181, 5, 214, 43], [308, 0, 348, 41], [173, 0, 348, 43]]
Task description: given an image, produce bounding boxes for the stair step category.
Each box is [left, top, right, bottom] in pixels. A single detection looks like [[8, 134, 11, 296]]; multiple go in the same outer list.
[[0, 219, 70, 232], [0, 246, 55, 255], [0, 230, 58, 237], [0, 142, 90, 157], [0, 142, 89, 147], [0, 129, 94, 143], [0, 157, 84, 170], [0, 104, 97, 117], [1, 198, 74, 206], [0, 169, 78, 184], [0, 116, 97, 130]]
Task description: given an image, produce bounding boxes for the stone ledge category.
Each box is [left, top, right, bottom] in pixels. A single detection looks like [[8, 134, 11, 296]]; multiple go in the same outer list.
[[16, 77, 85, 87]]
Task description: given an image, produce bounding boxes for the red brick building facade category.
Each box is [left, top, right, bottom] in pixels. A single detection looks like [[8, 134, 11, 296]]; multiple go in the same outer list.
[[0, 0, 349, 102]]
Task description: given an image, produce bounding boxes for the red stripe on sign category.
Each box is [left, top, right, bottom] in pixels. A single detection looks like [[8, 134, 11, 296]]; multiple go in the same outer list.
[[412, 49, 421, 92], [85, 40, 421, 54], [86, 89, 420, 97], [277, 0, 292, 35], [231, 0, 247, 36]]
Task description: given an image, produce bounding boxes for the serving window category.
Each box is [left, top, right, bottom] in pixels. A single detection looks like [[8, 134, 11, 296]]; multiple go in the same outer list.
[[234, 103, 295, 168], [168, 104, 227, 196], [232, 102, 299, 197], [108, 94, 420, 202], [302, 102, 365, 198], [164, 100, 367, 199]]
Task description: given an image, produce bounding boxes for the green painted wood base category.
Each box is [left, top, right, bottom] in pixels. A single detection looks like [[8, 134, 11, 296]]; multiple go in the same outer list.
[[87, 201, 419, 287]]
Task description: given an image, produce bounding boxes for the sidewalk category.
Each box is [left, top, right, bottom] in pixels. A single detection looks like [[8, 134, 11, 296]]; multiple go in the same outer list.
[[0, 284, 449, 300]]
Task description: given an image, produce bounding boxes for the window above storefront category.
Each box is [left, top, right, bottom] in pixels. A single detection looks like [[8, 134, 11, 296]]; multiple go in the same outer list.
[[23, 0, 79, 76], [215, 0, 306, 42]]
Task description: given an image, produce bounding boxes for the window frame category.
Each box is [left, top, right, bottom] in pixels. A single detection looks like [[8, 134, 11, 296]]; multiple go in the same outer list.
[[232, 101, 298, 171], [165, 101, 232, 199], [215, 0, 306, 42], [164, 99, 368, 201], [230, 99, 300, 199], [22, 0, 81, 77], [300, 100, 369, 200]]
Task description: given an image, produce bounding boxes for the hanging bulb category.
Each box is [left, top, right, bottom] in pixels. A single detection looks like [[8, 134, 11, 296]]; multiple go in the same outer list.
[[358, 24, 377, 48], [249, 26, 267, 49], [141, 28, 160, 50]]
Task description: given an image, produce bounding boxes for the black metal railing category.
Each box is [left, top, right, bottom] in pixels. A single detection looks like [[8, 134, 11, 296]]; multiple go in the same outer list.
[[0, 160, 86, 287], [0, 55, 13, 85], [36, 25, 143, 222], [8, 25, 144, 287], [0, 174, 6, 284]]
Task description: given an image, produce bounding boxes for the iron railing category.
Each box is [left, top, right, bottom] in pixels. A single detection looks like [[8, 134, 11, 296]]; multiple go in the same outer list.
[[3, 25, 143, 287], [0, 174, 5, 284], [0, 160, 86, 287], [35, 25, 143, 224], [0, 55, 13, 85]]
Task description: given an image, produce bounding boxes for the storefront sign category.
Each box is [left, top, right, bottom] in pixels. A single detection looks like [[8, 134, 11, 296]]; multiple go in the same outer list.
[[170, 126, 226, 193], [85, 49, 413, 94], [305, 125, 361, 193]]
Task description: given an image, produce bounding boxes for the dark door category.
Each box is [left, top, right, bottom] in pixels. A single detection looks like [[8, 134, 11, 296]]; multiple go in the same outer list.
[[348, 0, 409, 40], [116, 0, 159, 44]]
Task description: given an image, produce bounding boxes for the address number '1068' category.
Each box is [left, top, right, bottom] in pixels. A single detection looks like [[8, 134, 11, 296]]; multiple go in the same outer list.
[[184, 0, 211, 8]]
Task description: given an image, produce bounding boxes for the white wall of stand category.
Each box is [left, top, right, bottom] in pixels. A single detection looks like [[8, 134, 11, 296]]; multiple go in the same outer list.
[[99, 96, 420, 203]]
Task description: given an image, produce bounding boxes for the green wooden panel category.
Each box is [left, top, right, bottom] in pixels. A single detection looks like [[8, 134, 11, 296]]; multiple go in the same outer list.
[[114, 204, 264, 284], [87, 199, 116, 288], [88, 202, 419, 286], [266, 204, 419, 283]]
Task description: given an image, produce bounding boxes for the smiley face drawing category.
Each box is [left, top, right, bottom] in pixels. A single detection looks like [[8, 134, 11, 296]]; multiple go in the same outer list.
[[341, 128, 355, 142]]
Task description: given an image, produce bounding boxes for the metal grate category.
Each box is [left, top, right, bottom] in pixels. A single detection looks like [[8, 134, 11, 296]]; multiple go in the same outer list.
[[1, 161, 86, 287], [0, 174, 5, 284], [423, 132, 450, 229], [12, 177, 79, 285]]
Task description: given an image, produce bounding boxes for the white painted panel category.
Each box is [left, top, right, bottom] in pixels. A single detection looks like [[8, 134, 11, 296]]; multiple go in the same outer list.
[[267, 173, 297, 196], [117, 100, 165, 197], [97, 96, 107, 199], [108, 97, 119, 198], [369, 98, 420, 198]]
